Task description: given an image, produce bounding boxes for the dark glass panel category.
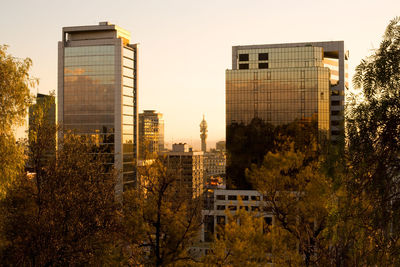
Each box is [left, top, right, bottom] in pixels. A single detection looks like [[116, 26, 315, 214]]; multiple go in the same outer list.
[[239, 54, 249, 61], [258, 53, 269, 60]]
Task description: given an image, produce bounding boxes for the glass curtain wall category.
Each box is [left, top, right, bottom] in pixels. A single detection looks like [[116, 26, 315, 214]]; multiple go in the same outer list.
[[122, 47, 135, 183], [64, 45, 115, 164], [226, 46, 330, 139]]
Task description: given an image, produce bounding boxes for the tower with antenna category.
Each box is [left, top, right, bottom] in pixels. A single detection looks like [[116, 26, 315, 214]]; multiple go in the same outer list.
[[200, 115, 208, 152]]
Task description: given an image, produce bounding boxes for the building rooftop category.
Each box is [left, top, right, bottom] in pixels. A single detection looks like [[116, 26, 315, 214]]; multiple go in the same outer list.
[[62, 22, 131, 44]]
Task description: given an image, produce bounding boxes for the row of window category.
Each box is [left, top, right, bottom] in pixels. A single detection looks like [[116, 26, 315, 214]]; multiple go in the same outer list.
[[216, 195, 261, 201], [227, 69, 330, 81], [239, 63, 269, 69], [239, 53, 269, 61], [216, 205, 274, 212]]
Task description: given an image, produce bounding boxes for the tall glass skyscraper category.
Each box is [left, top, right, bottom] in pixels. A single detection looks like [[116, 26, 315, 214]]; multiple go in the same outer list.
[[226, 41, 348, 189], [58, 22, 138, 195], [227, 41, 348, 139]]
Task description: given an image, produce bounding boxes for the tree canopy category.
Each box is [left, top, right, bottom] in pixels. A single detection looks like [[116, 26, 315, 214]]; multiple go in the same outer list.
[[0, 45, 34, 195]]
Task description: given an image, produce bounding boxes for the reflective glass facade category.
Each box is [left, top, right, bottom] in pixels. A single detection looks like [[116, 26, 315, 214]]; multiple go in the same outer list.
[[59, 22, 138, 195], [64, 45, 116, 151], [226, 42, 348, 189], [139, 110, 164, 159], [121, 46, 137, 184], [227, 46, 330, 137]]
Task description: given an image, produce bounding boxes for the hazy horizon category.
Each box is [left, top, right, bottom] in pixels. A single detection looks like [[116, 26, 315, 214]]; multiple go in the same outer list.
[[2, 0, 399, 146]]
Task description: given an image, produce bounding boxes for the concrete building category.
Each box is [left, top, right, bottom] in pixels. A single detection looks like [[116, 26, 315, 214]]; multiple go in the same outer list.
[[201, 189, 272, 241], [139, 110, 164, 159], [203, 151, 226, 184], [160, 143, 204, 198], [58, 22, 138, 194]]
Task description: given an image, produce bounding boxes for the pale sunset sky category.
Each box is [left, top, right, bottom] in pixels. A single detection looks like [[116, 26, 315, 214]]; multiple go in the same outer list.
[[1, 0, 399, 150]]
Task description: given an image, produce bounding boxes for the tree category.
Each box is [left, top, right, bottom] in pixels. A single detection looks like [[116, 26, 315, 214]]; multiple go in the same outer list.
[[226, 117, 320, 190], [0, 45, 34, 195], [122, 158, 203, 266], [203, 207, 273, 267], [0, 130, 121, 265], [246, 142, 333, 266], [343, 16, 400, 265]]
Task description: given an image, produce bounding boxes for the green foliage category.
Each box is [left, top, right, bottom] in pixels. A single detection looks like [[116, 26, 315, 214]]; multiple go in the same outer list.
[[28, 93, 56, 175], [0, 134, 121, 266], [0, 45, 34, 196], [219, 17, 400, 266], [247, 143, 332, 266], [343, 16, 400, 266], [122, 158, 203, 266], [203, 208, 272, 267]]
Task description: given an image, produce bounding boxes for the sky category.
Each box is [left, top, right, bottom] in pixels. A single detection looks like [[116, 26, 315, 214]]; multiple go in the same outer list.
[[1, 0, 399, 150]]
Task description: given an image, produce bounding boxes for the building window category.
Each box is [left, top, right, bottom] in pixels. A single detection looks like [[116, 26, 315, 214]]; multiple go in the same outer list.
[[239, 195, 249, 201], [216, 195, 225, 200], [258, 53, 268, 60], [217, 205, 225, 210], [239, 63, 249, 69], [239, 54, 249, 61], [251, 196, 260, 201], [332, 100, 341, 106], [258, 63, 268, 69], [331, 110, 340, 116], [204, 215, 214, 242], [332, 130, 341, 135], [332, 120, 340, 126], [228, 205, 237, 211], [228, 195, 237, 200], [264, 217, 273, 225]]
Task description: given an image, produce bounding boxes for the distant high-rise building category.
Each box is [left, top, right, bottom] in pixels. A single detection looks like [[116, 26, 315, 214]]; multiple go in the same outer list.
[[58, 22, 138, 194], [200, 115, 207, 152], [29, 93, 56, 130], [227, 41, 348, 139], [204, 151, 226, 178], [160, 143, 204, 198], [28, 93, 56, 167], [139, 110, 164, 159], [226, 41, 348, 188]]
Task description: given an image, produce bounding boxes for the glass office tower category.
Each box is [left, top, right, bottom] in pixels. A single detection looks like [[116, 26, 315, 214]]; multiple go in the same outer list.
[[226, 41, 348, 189], [227, 41, 348, 140], [58, 22, 138, 195]]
